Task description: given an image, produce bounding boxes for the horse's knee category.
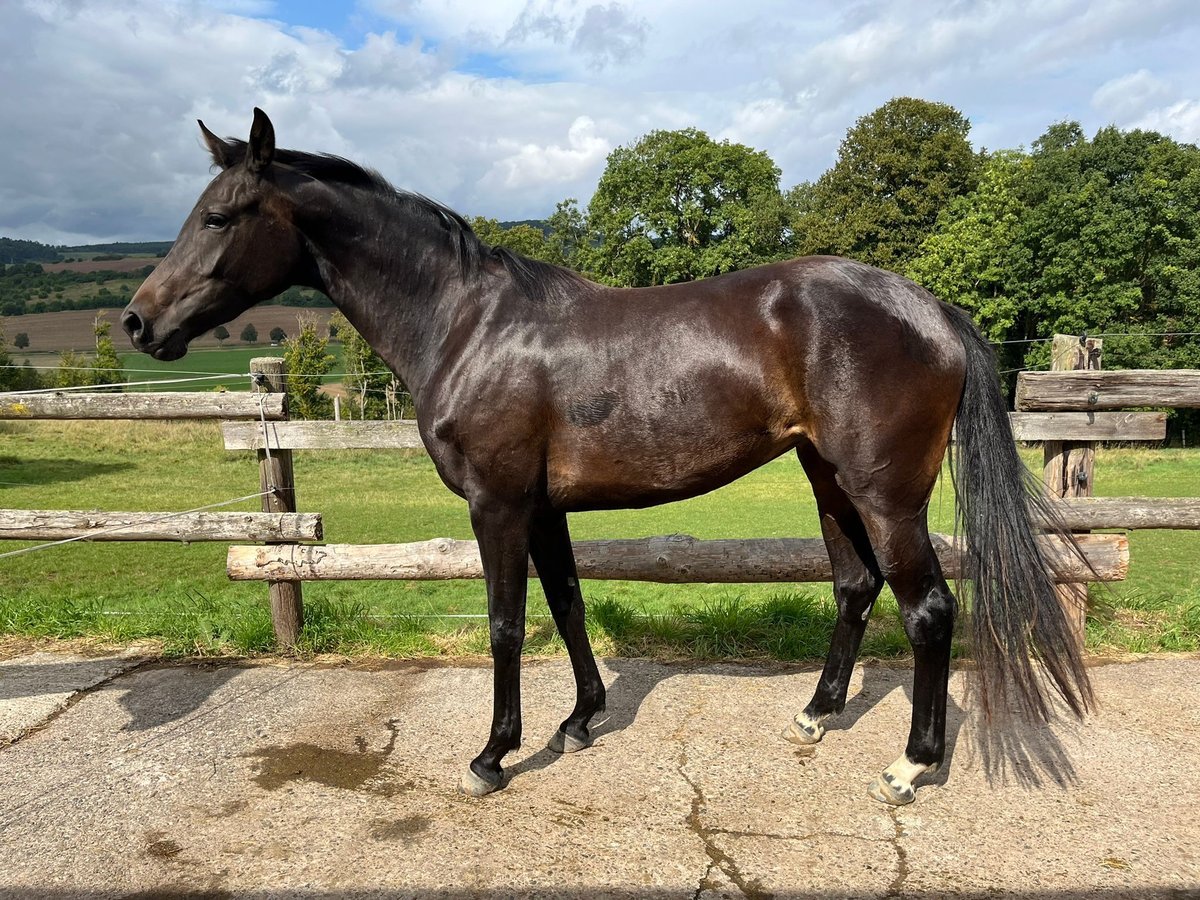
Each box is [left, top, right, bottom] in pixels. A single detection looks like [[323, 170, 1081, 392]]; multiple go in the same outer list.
[[902, 583, 957, 646], [834, 569, 883, 621], [489, 618, 526, 651]]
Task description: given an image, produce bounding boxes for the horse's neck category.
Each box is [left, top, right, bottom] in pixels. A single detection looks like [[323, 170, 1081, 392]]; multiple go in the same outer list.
[[296, 187, 470, 405]]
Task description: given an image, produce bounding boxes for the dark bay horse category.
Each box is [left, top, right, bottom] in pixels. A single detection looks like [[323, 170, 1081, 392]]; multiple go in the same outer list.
[[123, 110, 1091, 805]]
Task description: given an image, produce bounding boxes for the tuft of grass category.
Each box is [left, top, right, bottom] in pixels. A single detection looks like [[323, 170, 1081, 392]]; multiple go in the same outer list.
[[591, 591, 888, 662]]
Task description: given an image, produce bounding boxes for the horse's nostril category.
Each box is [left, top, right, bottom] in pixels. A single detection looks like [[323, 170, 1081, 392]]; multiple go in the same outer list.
[[121, 309, 144, 341]]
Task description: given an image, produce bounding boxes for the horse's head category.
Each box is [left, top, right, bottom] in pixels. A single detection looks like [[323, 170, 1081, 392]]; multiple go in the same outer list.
[[122, 109, 306, 360]]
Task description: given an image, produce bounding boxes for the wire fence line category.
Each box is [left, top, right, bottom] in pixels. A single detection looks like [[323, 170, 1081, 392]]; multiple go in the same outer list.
[[6, 328, 1200, 412]]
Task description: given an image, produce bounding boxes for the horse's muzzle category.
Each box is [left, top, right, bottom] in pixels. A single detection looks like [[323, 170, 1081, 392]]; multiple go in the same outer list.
[[121, 302, 188, 360], [120, 307, 148, 347]]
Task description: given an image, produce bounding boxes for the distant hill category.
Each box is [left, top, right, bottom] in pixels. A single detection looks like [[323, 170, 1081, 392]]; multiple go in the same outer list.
[[500, 219, 550, 235], [2, 306, 335, 354], [0, 237, 60, 264], [0, 236, 174, 265], [6, 227, 548, 261], [62, 241, 174, 257]]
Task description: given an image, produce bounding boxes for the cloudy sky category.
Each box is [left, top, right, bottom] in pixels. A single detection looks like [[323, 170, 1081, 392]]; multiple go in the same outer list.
[[3, 0, 1199, 244]]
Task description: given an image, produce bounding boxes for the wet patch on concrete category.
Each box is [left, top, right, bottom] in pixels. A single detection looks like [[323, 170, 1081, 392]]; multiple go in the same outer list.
[[144, 831, 183, 860], [369, 814, 431, 843], [550, 798, 601, 829], [244, 719, 406, 796]]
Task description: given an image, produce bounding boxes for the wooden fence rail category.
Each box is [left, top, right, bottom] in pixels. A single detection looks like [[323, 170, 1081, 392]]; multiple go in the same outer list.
[[0, 392, 286, 420], [226, 414, 1169, 453], [1050, 498, 1200, 530], [227, 533, 1128, 584], [0, 510, 321, 542], [1008, 411, 1165, 441], [222, 419, 423, 451], [1016, 370, 1200, 410]]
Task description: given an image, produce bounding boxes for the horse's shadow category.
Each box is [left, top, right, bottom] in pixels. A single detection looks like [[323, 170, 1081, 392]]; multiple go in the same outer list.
[[506, 658, 1078, 791], [0, 456, 134, 487]]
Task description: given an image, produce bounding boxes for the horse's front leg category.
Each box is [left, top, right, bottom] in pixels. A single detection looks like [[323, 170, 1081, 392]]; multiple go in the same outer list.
[[530, 511, 606, 752], [459, 496, 533, 797]]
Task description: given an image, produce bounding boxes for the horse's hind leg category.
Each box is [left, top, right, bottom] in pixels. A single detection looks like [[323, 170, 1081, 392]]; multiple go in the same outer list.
[[783, 444, 884, 745], [856, 508, 956, 806], [530, 511, 606, 753]]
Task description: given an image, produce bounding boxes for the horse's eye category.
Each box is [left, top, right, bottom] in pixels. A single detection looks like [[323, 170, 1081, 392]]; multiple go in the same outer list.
[[204, 213, 229, 230]]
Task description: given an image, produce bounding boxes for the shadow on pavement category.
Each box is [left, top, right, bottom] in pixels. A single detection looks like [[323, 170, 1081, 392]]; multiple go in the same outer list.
[[506, 658, 1078, 790]]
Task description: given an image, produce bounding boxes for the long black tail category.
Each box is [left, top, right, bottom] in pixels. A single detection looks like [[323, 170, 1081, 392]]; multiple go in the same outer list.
[[941, 303, 1094, 723]]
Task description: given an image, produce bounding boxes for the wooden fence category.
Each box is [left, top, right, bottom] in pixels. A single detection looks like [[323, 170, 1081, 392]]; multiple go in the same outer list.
[[5, 341, 1200, 649]]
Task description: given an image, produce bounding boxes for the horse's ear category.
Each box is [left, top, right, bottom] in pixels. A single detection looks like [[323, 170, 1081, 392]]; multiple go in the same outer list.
[[246, 107, 276, 175], [198, 120, 235, 170]]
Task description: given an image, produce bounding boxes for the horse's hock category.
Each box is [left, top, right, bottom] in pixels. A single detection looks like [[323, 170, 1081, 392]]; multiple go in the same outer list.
[[8, 346, 1200, 646]]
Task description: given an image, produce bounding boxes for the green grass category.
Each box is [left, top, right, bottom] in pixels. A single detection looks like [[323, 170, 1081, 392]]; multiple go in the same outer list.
[[0, 420, 1197, 659], [13, 348, 302, 393]]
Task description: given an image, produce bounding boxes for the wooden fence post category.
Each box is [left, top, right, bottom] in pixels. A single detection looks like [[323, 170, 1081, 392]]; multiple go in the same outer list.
[[1043, 334, 1102, 645], [251, 357, 303, 647]]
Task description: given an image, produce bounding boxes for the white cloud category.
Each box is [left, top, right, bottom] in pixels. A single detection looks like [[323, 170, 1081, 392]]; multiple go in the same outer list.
[[1136, 99, 1200, 143], [2, 0, 1200, 243], [571, 4, 648, 70], [485, 116, 610, 191], [1092, 70, 1174, 123]]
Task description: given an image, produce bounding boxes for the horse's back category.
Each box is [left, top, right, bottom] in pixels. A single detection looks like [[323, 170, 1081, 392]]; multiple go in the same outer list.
[[532, 256, 967, 510]]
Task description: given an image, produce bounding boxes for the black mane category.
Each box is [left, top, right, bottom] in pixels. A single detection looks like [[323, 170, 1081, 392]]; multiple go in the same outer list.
[[218, 138, 585, 304]]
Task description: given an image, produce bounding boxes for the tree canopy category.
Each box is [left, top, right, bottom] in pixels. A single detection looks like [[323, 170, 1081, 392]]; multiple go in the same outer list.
[[791, 97, 981, 272], [908, 122, 1200, 371], [584, 128, 791, 286]]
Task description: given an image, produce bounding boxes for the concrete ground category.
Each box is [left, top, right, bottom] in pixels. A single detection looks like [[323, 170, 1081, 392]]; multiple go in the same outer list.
[[1, 650, 1197, 899]]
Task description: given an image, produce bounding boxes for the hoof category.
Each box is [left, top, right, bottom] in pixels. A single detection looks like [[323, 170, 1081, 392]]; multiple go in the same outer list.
[[867, 772, 915, 806], [781, 715, 825, 746], [458, 766, 502, 798], [548, 729, 592, 754]]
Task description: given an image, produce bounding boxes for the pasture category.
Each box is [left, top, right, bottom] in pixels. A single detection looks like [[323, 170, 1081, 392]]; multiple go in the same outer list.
[[1, 418, 1197, 658], [1, 306, 333, 354]]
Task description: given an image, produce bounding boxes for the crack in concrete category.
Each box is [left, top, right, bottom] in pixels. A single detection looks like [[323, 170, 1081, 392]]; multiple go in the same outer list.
[[2, 656, 154, 748], [678, 745, 774, 900], [706, 824, 890, 846], [884, 808, 909, 898]]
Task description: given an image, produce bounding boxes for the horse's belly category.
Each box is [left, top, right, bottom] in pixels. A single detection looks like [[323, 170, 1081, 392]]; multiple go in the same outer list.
[[546, 428, 798, 511]]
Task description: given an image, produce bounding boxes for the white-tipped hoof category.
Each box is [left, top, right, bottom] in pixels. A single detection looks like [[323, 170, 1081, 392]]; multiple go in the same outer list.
[[548, 730, 591, 754], [458, 767, 500, 798], [867, 773, 915, 806], [868, 755, 933, 806], [781, 714, 825, 746]]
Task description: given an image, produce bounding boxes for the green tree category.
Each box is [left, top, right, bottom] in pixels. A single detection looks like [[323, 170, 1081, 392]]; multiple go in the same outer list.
[[53, 350, 93, 388], [907, 150, 1032, 341], [0, 328, 12, 391], [910, 122, 1200, 378], [240, 323, 258, 344], [545, 198, 589, 270], [329, 311, 394, 419], [470, 217, 557, 262], [91, 314, 124, 391], [792, 97, 981, 272], [14, 332, 28, 350], [282, 318, 335, 419], [213, 325, 229, 345], [585, 128, 790, 286], [270, 326, 287, 343]]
